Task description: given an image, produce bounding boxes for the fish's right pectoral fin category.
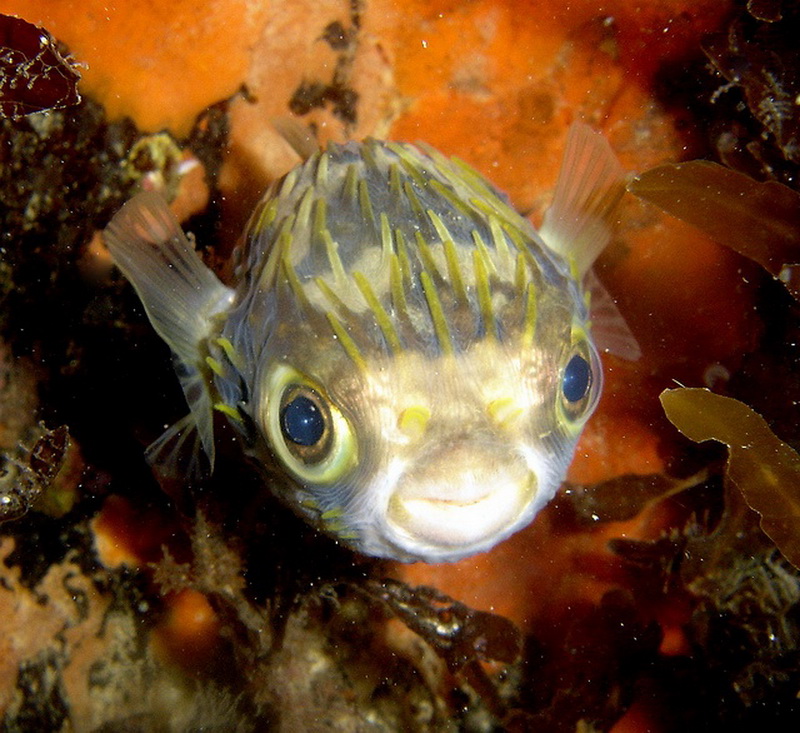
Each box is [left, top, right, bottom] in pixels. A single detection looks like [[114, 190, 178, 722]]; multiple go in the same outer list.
[[271, 117, 320, 161], [103, 192, 234, 366], [105, 192, 235, 472], [145, 414, 209, 481]]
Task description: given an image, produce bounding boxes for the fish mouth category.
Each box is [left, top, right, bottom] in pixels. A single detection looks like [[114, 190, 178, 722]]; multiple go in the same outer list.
[[386, 472, 537, 554]]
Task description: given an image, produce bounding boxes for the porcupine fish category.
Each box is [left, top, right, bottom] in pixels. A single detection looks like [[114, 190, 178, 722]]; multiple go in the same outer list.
[[104, 122, 638, 563]]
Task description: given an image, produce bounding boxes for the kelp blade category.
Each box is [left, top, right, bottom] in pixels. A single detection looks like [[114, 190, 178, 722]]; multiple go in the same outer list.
[[660, 387, 800, 569], [629, 161, 800, 298]]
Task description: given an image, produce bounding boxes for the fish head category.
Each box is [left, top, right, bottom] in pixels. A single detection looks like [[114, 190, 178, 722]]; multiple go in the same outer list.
[[251, 285, 602, 564]]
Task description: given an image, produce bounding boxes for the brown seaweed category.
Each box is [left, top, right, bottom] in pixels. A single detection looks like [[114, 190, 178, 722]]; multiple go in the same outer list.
[[661, 387, 800, 569], [359, 578, 522, 721], [629, 161, 800, 298], [561, 471, 710, 526]]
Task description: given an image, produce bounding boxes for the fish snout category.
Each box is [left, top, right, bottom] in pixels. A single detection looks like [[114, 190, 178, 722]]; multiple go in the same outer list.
[[386, 447, 537, 552]]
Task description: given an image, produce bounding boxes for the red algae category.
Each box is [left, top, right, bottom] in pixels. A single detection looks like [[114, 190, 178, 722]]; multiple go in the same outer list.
[[0, 14, 82, 118]]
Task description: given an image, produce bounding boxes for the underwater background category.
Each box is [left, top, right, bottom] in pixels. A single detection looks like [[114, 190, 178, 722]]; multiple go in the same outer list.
[[1, 0, 799, 729]]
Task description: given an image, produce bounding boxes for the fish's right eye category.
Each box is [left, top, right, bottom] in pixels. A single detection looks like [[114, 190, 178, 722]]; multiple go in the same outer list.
[[280, 387, 331, 463], [262, 365, 358, 485]]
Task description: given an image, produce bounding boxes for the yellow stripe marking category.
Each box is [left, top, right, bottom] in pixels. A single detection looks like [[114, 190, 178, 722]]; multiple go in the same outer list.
[[473, 249, 495, 339], [487, 397, 523, 428], [214, 402, 243, 421], [415, 231, 441, 279], [430, 179, 475, 219], [205, 356, 224, 377], [344, 163, 358, 201], [313, 197, 328, 243], [420, 270, 453, 355], [451, 155, 494, 191], [280, 168, 298, 197], [427, 209, 451, 243], [394, 229, 412, 283], [389, 253, 407, 314], [522, 282, 537, 347], [515, 252, 528, 295], [388, 143, 428, 187], [389, 163, 402, 198], [281, 243, 312, 311], [362, 141, 379, 170], [402, 180, 426, 220], [214, 337, 241, 368], [473, 228, 497, 275], [358, 179, 376, 228], [488, 215, 513, 265], [428, 210, 465, 298], [468, 195, 500, 220], [443, 237, 467, 303], [380, 212, 394, 262], [322, 230, 347, 286], [315, 151, 329, 186], [253, 200, 277, 236], [353, 271, 402, 353], [315, 277, 347, 312], [568, 255, 580, 281], [296, 187, 314, 230], [326, 312, 366, 371]]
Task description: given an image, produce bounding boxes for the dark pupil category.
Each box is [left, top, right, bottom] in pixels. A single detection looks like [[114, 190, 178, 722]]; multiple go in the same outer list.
[[562, 354, 591, 403], [281, 395, 325, 446]]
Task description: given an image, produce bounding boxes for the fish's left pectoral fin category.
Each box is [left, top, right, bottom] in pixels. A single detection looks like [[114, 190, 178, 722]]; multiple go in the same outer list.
[[586, 271, 641, 361], [539, 122, 628, 279]]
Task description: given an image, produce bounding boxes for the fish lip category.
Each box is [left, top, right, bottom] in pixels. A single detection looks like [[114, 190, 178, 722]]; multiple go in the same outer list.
[[386, 473, 537, 553]]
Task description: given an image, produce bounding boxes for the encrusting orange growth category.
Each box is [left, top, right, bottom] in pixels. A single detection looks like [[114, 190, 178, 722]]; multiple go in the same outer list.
[[16, 2, 756, 713], [153, 589, 222, 668], [92, 495, 183, 569], [381, 0, 757, 673], [2, 0, 270, 135]]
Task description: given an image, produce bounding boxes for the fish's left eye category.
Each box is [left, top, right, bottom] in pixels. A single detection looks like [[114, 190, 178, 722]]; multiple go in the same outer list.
[[558, 339, 602, 427], [562, 354, 591, 403]]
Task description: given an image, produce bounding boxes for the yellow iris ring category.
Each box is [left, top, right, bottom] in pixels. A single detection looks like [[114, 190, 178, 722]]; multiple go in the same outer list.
[[261, 364, 358, 485], [556, 323, 603, 436]]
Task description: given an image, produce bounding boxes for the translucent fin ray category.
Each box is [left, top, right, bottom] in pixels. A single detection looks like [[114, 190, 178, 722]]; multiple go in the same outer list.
[[585, 270, 641, 361], [539, 122, 628, 278], [144, 413, 207, 480], [104, 192, 235, 471], [271, 117, 320, 161]]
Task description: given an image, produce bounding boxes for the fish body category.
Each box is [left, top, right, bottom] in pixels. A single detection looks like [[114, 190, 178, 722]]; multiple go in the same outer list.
[[105, 124, 636, 563]]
